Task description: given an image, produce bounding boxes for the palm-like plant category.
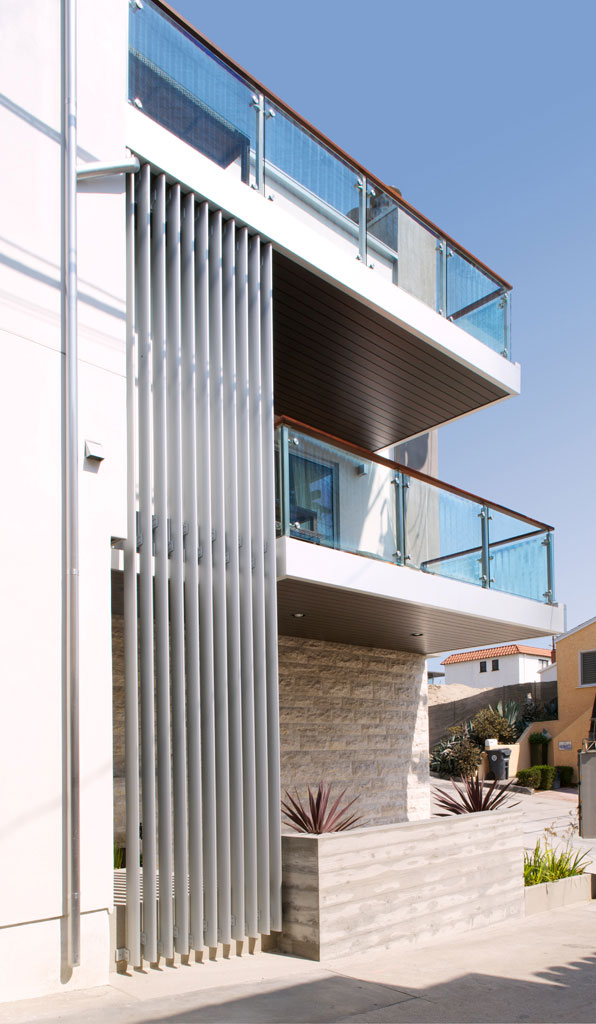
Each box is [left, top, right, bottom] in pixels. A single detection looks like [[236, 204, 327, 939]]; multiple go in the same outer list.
[[282, 782, 364, 833], [434, 775, 519, 815]]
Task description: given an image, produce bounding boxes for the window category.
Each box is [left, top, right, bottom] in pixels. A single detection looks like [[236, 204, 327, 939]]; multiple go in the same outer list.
[[492, 659, 499, 671], [580, 650, 596, 686], [479, 661, 487, 673], [288, 453, 338, 547]]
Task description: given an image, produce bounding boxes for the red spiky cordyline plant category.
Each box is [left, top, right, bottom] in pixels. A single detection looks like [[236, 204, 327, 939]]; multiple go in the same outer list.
[[282, 782, 364, 833], [434, 775, 520, 815]]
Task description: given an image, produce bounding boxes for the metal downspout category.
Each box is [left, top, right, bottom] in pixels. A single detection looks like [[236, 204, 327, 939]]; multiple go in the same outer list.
[[62, 0, 80, 969]]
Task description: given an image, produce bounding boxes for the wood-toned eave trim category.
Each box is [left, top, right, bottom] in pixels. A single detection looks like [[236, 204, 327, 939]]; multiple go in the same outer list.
[[275, 415, 553, 532]]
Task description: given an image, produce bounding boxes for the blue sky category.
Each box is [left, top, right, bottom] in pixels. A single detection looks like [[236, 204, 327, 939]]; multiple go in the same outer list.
[[171, 0, 596, 645]]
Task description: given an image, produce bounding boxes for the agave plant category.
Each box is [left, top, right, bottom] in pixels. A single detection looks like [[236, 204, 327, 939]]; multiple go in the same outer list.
[[434, 775, 520, 815], [282, 782, 364, 833], [491, 699, 521, 729]]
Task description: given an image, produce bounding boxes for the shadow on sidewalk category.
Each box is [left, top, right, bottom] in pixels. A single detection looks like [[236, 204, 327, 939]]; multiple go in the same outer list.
[[136, 951, 596, 1024]]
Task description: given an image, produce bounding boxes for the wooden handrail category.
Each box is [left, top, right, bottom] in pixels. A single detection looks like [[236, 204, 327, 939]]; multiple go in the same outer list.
[[275, 416, 554, 533], [150, 0, 512, 292]]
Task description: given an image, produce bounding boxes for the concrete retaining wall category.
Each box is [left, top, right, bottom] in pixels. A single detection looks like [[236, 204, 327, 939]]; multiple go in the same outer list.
[[280, 808, 524, 960], [525, 873, 595, 915], [429, 680, 558, 749]]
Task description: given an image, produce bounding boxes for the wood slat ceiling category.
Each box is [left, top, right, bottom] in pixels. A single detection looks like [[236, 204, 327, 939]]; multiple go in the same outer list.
[[273, 252, 507, 451], [277, 578, 546, 657]]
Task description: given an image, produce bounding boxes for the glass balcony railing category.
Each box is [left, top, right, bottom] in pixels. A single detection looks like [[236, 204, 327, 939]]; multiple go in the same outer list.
[[128, 0, 511, 358], [275, 420, 555, 605]]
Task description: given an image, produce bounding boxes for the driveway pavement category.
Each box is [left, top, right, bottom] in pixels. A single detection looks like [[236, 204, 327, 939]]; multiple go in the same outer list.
[[3, 788, 595, 1024], [2, 901, 595, 1024]]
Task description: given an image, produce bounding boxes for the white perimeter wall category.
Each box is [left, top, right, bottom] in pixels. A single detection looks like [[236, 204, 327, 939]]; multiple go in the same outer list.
[[444, 653, 551, 689], [0, 0, 128, 1000]]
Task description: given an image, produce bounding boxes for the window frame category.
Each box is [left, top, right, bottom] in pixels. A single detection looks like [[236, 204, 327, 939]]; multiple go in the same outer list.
[[491, 659, 499, 671], [479, 661, 487, 673], [579, 649, 596, 687]]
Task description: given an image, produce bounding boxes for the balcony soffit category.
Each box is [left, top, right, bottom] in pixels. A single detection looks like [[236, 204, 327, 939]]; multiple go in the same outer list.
[[273, 252, 508, 451]]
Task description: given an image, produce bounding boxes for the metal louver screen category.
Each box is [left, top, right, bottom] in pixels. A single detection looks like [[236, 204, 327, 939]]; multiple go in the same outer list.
[[581, 651, 596, 687], [123, 164, 281, 967]]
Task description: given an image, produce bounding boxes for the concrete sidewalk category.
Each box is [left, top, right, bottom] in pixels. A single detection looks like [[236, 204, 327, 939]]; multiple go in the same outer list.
[[2, 901, 595, 1024]]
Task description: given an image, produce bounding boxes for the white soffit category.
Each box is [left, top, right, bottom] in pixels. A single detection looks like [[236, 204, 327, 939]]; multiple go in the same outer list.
[[276, 538, 565, 656]]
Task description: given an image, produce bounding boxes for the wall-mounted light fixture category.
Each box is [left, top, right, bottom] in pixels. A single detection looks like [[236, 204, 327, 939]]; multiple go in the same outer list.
[[84, 440, 104, 462]]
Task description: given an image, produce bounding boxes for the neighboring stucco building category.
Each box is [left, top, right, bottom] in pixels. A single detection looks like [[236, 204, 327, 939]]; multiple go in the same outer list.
[[442, 644, 553, 689], [543, 618, 596, 778], [1, 0, 565, 1001]]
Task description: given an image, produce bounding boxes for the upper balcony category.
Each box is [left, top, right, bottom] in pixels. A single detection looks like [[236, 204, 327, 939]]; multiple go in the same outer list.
[[275, 420, 565, 654], [127, 1, 518, 443]]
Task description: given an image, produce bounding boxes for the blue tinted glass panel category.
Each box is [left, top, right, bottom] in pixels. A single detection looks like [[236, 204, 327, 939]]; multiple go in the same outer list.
[[265, 104, 360, 220], [129, 0, 256, 183], [490, 532, 548, 601], [455, 295, 508, 354], [406, 480, 483, 586]]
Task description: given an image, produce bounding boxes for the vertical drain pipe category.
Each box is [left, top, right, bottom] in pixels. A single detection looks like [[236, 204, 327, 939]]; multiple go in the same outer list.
[[62, 0, 80, 969]]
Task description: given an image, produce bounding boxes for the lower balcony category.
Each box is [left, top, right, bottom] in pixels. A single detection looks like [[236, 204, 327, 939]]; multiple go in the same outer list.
[[275, 419, 565, 654]]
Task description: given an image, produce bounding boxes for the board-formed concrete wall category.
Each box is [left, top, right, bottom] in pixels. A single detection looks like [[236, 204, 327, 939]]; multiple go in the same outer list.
[[280, 807, 524, 960], [278, 637, 430, 825]]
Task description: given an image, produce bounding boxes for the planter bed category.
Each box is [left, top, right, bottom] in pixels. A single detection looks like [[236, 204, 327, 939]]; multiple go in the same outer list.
[[525, 873, 595, 916], [280, 808, 524, 961]]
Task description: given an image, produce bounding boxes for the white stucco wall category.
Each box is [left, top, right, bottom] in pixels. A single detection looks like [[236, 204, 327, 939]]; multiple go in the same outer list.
[[0, 0, 127, 999]]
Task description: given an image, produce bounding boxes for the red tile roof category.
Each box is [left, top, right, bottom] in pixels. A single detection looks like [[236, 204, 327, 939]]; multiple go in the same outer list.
[[441, 645, 552, 666]]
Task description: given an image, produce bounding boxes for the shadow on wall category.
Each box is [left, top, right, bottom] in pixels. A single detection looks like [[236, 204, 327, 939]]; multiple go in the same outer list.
[[137, 953, 596, 1023]]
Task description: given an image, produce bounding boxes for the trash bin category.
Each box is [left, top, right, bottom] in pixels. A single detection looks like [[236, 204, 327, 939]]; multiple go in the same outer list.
[[487, 748, 511, 781]]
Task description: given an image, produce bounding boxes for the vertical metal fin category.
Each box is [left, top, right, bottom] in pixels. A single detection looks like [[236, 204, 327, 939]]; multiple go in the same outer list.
[[136, 163, 158, 964], [223, 218, 245, 941], [209, 210, 232, 946], [235, 226, 259, 939], [151, 171, 174, 961], [248, 234, 271, 934], [196, 201, 218, 950], [124, 171, 141, 968], [182, 191, 204, 952], [260, 243, 282, 933], [167, 183, 190, 955]]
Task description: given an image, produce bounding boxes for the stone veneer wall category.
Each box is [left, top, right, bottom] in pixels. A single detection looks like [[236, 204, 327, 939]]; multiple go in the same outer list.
[[112, 624, 431, 840], [112, 614, 126, 844], [278, 636, 430, 825]]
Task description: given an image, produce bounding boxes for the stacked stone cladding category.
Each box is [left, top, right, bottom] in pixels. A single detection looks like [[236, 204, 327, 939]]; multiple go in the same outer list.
[[278, 636, 430, 825], [112, 624, 431, 840]]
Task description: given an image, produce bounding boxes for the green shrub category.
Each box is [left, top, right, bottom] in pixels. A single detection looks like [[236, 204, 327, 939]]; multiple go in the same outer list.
[[516, 767, 542, 788], [430, 726, 483, 779], [529, 730, 548, 745], [470, 707, 517, 746], [559, 765, 574, 786], [534, 764, 557, 790], [524, 841, 590, 885]]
